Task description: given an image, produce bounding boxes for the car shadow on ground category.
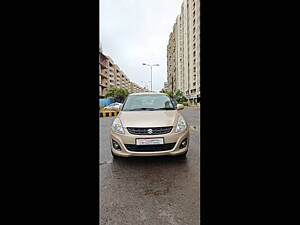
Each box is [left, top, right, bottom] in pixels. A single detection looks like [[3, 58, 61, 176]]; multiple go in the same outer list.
[[110, 155, 189, 170]]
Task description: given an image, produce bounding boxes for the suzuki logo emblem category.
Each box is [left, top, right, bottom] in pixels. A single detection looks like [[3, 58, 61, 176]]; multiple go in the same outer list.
[[147, 129, 153, 134]]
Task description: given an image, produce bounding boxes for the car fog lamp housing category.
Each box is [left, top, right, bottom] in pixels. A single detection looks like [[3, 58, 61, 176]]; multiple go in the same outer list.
[[112, 140, 121, 150], [180, 138, 188, 149]]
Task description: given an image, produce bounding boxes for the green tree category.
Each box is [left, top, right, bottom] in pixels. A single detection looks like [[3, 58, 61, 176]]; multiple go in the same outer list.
[[160, 89, 174, 98], [173, 90, 187, 103], [105, 87, 117, 97], [105, 88, 129, 103], [160, 89, 186, 103]]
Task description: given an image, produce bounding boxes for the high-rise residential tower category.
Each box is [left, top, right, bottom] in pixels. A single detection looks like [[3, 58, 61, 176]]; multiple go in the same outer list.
[[167, 0, 200, 104]]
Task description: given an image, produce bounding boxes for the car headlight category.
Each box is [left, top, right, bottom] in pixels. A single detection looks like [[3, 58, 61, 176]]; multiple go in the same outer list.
[[175, 116, 187, 133], [112, 117, 125, 134]]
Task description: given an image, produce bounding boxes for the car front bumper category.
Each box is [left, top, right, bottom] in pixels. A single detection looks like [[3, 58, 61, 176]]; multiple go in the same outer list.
[[110, 128, 189, 157]]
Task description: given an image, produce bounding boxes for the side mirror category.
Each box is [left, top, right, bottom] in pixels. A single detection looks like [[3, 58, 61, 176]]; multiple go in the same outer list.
[[176, 104, 184, 110]]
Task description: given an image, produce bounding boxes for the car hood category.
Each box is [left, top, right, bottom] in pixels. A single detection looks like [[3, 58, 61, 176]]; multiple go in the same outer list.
[[118, 110, 180, 127]]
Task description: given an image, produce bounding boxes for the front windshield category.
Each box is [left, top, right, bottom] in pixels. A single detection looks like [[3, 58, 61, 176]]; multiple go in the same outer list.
[[122, 94, 176, 111]]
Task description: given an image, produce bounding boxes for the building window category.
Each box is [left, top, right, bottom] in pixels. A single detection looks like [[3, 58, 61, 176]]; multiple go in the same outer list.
[[194, 67, 196, 72], [193, 51, 196, 57]]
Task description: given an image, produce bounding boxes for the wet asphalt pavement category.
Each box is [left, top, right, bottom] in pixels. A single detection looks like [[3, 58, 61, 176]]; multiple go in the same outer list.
[[100, 107, 200, 225]]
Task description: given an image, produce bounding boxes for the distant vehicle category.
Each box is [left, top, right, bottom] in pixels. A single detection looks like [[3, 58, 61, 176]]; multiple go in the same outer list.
[[104, 102, 123, 111]]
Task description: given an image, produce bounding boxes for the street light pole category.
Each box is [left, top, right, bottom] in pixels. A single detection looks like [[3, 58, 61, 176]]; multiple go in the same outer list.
[[142, 63, 159, 92]]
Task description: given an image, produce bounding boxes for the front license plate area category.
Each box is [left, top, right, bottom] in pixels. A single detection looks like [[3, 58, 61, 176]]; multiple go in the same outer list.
[[136, 138, 164, 145]]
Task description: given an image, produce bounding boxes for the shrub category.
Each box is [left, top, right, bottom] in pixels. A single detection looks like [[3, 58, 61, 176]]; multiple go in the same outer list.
[[161, 89, 187, 103], [105, 88, 129, 103], [182, 102, 189, 106]]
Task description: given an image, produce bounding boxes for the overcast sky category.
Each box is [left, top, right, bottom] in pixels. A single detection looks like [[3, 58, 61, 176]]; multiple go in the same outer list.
[[100, 0, 183, 91]]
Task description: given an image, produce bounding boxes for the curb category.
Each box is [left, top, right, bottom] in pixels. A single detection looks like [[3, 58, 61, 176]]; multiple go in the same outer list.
[[100, 111, 119, 117]]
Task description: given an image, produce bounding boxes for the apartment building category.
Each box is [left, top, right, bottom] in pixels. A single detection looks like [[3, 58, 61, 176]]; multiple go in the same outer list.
[[119, 70, 131, 90], [104, 56, 115, 89], [99, 50, 145, 97], [188, 0, 200, 97], [130, 82, 145, 93], [163, 81, 169, 91], [167, 27, 176, 92], [176, 14, 184, 92], [167, 0, 200, 104], [99, 52, 109, 97]]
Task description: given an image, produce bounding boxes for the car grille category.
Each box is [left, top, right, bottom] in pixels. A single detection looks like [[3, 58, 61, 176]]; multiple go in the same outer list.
[[127, 126, 173, 135], [124, 143, 176, 152]]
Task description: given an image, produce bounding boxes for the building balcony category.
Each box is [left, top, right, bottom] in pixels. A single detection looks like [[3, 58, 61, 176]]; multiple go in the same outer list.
[[100, 71, 109, 79], [100, 61, 107, 68], [100, 83, 108, 87]]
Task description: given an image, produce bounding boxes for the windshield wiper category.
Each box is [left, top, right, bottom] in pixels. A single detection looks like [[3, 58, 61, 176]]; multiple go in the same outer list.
[[153, 108, 175, 110], [126, 108, 156, 111]]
